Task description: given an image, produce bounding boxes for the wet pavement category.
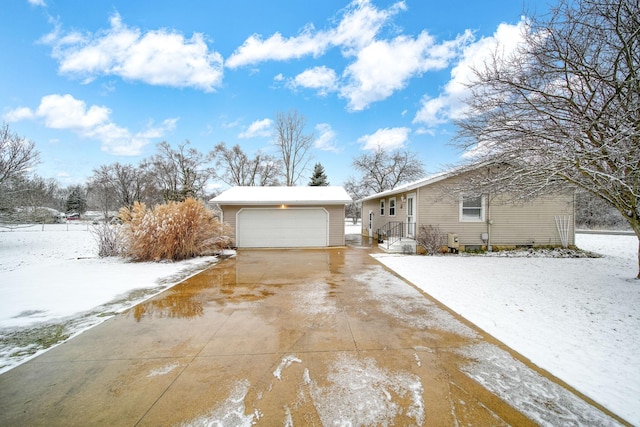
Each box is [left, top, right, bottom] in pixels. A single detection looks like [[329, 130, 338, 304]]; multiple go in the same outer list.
[[0, 241, 627, 426]]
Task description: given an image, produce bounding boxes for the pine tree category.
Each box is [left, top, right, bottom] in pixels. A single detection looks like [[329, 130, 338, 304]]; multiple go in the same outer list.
[[308, 163, 329, 186], [65, 185, 87, 214]]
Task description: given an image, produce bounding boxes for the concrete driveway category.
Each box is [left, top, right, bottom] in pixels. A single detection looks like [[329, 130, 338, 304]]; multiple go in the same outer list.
[[0, 245, 623, 426]]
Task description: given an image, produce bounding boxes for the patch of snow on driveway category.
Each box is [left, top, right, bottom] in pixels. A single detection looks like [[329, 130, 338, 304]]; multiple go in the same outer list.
[[304, 353, 425, 426]]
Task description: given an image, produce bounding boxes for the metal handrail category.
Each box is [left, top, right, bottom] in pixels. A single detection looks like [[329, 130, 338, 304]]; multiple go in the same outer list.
[[378, 221, 415, 249]]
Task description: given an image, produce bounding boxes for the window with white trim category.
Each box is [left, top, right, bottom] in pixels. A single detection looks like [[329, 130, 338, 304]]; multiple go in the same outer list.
[[380, 199, 385, 216], [460, 195, 484, 222], [389, 197, 396, 216]]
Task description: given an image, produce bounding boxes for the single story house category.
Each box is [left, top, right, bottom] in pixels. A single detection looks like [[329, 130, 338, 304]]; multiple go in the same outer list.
[[210, 186, 352, 248], [359, 164, 575, 253]]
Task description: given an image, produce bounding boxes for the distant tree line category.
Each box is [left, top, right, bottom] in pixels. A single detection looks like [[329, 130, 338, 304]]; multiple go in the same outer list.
[[1, 106, 435, 225]]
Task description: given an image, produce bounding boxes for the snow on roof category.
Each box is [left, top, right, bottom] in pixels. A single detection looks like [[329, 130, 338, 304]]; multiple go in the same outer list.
[[358, 161, 494, 202], [358, 170, 452, 202], [210, 186, 352, 205]]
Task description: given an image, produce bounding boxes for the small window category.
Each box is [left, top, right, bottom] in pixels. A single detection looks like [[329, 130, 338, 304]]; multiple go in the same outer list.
[[460, 195, 484, 222], [380, 199, 385, 216], [389, 197, 396, 216]]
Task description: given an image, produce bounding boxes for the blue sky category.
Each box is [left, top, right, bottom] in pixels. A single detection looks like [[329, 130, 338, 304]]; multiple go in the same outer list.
[[1, 0, 549, 189]]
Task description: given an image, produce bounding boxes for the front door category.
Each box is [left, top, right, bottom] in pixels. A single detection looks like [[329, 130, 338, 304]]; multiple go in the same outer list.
[[368, 210, 374, 237], [406, 193, 416, 237]]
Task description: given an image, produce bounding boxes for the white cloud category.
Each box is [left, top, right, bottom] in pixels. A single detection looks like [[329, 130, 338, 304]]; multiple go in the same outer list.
[[27, 0, 46, 6], [3, 107, 34, 122], [135, 118, 178, 139], [341, 30, 471, 111], [328, 0, 406, 57], [314, 123, 340, 152], [358, 127, 410, 151], [227, 0, 405, 69], [36, 94, 110, 130], [7, 94, 176, 156], [239, 118, 273, 139], [413, 19, 528, 127], [43, 12, 223, 92], [226, 25, 327, 69], [226, 0, 473, 110], [290, 66, 338, 95]]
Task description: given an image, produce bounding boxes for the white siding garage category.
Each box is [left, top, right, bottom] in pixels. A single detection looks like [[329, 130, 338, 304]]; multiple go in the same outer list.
[[237, 208, 328, 248]]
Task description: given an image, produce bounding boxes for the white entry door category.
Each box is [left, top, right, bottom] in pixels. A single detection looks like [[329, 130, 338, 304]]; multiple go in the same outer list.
[[406, 193, 416, 237]]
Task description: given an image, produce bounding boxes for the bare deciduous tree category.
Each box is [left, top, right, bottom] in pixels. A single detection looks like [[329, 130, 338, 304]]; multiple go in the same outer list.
[[352, 146, 425, 195], [0, 175, 60, 223], [575, 190, 628, 230], [454, 0, 640, 278], [144, 141, 214, 202], [273, 110, 314, 186], [211, 142, 281, 186], [343, 177, 367, 224], [0, 123, 39, 187], [88, 162, 160, 220]]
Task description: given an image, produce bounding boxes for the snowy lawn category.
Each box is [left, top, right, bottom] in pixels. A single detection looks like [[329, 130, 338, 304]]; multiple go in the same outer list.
[[373, 233, 640, 425], [0, 223, 227, 374]]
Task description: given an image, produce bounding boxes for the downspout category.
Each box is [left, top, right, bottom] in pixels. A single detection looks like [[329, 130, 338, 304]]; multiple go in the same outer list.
[[485, 165, 493, 252], [486, 194, 492, 252]]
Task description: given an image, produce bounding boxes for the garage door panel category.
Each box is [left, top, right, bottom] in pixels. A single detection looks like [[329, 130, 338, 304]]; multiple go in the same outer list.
[[237, 208, 328, 247]]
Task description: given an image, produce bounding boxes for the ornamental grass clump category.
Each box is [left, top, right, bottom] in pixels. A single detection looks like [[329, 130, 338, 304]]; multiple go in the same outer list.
[[118, 198, 231, 261]]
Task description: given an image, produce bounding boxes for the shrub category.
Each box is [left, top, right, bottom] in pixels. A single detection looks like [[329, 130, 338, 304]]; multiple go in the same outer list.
[[416, 225, 447, 255], [118, 198, 231, 261], [91, 222, 119, 257]]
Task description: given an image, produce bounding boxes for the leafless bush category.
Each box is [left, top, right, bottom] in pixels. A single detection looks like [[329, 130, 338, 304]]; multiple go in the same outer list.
[[416, 225, 447, 255], [91, 222, 120, 257], [118, 198, 232, 261]]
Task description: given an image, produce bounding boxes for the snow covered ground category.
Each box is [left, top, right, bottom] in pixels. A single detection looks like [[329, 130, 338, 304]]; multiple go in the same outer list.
[[373, 233, 640, 425], [0, 223, 224, 373], [1, 221, 638, 424]]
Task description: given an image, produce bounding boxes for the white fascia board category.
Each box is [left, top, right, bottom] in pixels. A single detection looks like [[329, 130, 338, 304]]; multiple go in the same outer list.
[[211, 186, 352, 205]]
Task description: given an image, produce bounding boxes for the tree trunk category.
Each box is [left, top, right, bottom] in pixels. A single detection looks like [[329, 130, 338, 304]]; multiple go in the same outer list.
[[631, 223, 640, 280]]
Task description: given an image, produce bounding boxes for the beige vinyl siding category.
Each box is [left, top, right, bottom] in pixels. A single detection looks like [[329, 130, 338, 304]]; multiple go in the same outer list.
[[362, 195, 413, 239], [220, 205, 242, 244], [326, 205, 346, 246], [220, 204, 346, 247], [487, 193, 574, 247], [362, 199, 386, 238], [362, 171, 575, 249], [416, 185, 574, 248], [416, 183, 486, 245]]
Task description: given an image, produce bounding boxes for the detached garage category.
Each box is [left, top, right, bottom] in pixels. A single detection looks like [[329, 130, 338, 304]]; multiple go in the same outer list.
[[210, 186, 352, 248]]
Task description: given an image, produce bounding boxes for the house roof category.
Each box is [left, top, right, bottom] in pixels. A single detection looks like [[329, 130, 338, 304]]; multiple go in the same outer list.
[[358, 170, 453, 203], [358, 162, 493, 203], [210, 186, 353, 205]]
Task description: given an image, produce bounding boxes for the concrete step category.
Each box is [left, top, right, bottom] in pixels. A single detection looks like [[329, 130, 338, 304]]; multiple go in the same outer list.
[[378, 238, 417, 254]]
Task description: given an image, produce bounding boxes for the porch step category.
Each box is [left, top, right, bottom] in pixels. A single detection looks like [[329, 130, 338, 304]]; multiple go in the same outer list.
[[378, 238, 417, 254]]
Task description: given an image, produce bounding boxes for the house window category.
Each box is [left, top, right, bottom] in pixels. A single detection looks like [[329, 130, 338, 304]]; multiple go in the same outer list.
[[389, 197, 396, 216], [460, 195, 484, 222], [380, 199, 385, 216]]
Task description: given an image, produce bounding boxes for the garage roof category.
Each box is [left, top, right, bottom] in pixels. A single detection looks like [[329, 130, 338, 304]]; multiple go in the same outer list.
[[211, 186, 352, 205]]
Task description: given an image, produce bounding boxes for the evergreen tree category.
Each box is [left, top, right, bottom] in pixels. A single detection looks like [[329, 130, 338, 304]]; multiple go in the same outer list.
[[65, 185, 87, 214], [308, 163, 329, 186]]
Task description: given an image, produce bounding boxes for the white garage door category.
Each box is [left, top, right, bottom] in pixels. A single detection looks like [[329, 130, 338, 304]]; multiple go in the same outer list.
[[237, 208, 328, 248]]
